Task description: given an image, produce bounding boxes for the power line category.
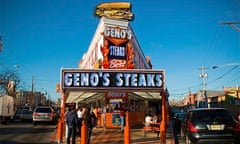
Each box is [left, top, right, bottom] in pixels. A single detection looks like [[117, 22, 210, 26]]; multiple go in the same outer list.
[[207, 65, 239, 86]]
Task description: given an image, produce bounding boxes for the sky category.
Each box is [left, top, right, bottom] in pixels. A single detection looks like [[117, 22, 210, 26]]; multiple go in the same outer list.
[[0, 0, 240, 102]]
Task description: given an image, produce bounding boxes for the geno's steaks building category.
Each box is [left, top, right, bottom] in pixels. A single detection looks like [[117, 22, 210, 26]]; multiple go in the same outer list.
[[60, 2, 168, 129]]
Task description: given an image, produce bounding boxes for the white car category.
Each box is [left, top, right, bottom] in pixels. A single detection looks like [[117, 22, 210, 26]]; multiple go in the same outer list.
[[32, 106, 57, 125]]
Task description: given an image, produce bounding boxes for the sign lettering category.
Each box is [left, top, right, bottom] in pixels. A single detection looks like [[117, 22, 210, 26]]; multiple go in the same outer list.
[[61, 69, 165, 92], [104, 27, 132, 39]]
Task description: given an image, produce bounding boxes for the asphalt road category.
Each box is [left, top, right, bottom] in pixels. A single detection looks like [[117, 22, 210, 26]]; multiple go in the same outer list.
[[0, 121, 56, 144]]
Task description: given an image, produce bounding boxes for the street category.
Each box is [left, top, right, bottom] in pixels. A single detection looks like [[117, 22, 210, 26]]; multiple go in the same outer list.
[[0, 121, 56, 144], [175, 135, 187, 144]]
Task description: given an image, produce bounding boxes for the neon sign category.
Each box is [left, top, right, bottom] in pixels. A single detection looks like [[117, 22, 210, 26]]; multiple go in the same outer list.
[[61, 69, 165, 92]]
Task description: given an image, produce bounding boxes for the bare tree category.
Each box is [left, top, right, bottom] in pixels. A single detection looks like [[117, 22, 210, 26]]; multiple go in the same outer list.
[[0, 70, 20, 96]]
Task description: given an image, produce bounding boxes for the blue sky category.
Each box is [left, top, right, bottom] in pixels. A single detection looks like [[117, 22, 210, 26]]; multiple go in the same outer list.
[[1, 0, 239, 101]]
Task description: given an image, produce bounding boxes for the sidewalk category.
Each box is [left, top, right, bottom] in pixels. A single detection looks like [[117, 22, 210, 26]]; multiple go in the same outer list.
[[55, 120, 175, 144]]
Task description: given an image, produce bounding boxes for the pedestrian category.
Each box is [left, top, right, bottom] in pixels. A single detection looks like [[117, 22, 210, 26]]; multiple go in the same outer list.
[[145, 112, 153, 126], [83, 108, 97, 144], [119, 106, 125, 131], [77, 107, 84, 137], [152, 113, 160, 137], [102, 105, 107, 130], [66, 107, 78, 144], [64, 107, 69, 139]]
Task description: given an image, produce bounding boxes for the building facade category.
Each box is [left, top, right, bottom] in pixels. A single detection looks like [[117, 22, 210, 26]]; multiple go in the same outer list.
[[78, 17, 152, 70]]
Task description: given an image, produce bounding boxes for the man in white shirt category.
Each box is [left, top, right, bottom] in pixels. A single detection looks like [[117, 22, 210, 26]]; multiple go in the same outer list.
[[145, 114, 153, 126]]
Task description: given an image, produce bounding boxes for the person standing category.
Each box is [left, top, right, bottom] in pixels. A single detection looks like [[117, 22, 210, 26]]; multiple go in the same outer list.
[[119, 106, 125, 131], [66, 107, 78, 144], [102, 105, 107, 130], [83, 108, 96, 144], [77, 107, 84, 137], [145, 113, 153, 126], [64, 107, 69, 139]]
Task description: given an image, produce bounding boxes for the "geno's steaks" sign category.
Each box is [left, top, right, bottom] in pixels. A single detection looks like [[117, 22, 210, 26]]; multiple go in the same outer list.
[[61, 69, 165, 92]]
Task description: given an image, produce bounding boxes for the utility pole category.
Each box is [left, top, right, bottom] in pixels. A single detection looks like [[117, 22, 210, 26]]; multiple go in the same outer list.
[[31, 76, 34, 106], [0, 36, 3, 53], [198, 66, 209, 108], [237, 85, 240, 121]]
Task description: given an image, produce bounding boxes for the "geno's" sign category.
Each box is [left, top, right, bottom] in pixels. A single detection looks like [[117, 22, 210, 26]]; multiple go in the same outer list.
[[61, 69, 165, 92]]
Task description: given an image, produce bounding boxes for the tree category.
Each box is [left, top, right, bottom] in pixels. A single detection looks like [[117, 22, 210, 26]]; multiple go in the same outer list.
[[0, 69, 20, 96]]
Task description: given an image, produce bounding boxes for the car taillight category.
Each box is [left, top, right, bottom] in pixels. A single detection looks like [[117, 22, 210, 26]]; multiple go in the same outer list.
[[33, 113, 38, 117], [234, 122, 240, 132], [48, 113, 54, 117], [187, 122, 198, 133]]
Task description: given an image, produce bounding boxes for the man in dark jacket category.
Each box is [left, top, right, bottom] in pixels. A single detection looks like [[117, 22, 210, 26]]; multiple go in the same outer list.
[[66, 107, 78, 144]]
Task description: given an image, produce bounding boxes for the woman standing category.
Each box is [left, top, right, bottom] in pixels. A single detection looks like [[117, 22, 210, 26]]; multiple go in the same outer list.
[[83, 108, 96, 144]]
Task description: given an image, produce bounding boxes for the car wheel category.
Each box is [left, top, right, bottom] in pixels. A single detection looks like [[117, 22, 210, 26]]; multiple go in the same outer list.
[[33, 121, 36, 125], [185, 134, 192, 144]]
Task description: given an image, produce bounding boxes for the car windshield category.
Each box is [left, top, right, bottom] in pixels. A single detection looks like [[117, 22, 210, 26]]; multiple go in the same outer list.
[[191, 109, 234, 123], [15, 110, 22, 114], [22, 109, 32, 114], [35, 108, 51, 113]]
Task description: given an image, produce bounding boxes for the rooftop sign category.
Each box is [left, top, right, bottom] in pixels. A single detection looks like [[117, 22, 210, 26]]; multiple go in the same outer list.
[[95, 2, 134, 21], [61, 69, 165, 92]]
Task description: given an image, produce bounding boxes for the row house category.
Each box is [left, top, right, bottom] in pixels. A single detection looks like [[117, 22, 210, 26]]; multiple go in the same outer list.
[[180, 87, 240, 118], [15, 90, 47, 108]]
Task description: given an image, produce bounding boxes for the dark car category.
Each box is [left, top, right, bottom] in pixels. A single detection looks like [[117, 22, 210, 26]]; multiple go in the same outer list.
[[20, 109, 33, 122], [14, 109, 22, 121], [182, 108, 240, 144]]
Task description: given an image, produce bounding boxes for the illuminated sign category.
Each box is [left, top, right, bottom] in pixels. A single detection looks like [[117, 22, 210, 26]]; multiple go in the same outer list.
[[101, 26, 134, 69], [61, 69, 165, 92], [95, 2, 134, 21], [109, 41, 127, 59], [104, 27, 132, 39], [106, 92, 128, 99]]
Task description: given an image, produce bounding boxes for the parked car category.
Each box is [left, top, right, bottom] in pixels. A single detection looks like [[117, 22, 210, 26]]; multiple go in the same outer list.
[[20, 109, 33, 122], [181, 108, 240, 144], [14, 109, 22, 121], [32, 106, 57, 125]]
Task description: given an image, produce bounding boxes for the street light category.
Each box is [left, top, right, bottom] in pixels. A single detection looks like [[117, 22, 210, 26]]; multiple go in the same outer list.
[[219, 21, 240, 32], [212, 62, 240, 69], [212, 62, 240, 119]]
